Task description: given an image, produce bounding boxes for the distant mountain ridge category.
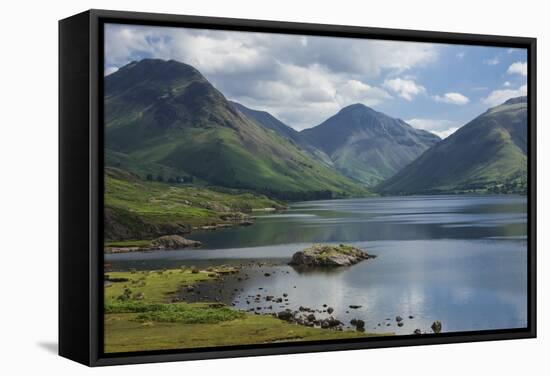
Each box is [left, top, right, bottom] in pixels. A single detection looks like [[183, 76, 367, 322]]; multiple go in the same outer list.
[[377, 96, 527, 194], [229, 101, 334, 166], [104, 59, 369, 200], [229, 101, 303, 146], [104, 58, 525, 199], [301, 103, 441, 186]]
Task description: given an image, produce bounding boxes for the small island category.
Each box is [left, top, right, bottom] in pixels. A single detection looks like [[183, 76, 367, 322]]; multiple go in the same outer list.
[[289, 244, 375, 267]]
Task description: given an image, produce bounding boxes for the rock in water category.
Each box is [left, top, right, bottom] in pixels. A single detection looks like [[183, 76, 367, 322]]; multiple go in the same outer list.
[[151, 235, 202, 249], [431, 321, 442, 334], [288, 244, 375, 267]]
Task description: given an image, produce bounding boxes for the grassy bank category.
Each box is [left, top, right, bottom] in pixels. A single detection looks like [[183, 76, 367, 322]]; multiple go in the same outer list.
[[104, 167, 286, 241], [104, 267, 389, 353]]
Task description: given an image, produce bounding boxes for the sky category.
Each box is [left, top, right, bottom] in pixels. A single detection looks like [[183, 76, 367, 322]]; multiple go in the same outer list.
[[104, 23, 528, 138]]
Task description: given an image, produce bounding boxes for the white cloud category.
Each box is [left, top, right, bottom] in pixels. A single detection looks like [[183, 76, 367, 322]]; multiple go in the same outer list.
[[484, 57, 499, 65], [407, 118, 461, 139], [104, 66, 119, 76], [456, 52, 465, 59], [507, 61, 527, 76], [232, 64, 392, 130], [503, 81, 512, 87], [383, 78, 425, 101], [482, 84, 527, 107], [434, 127, 460, 139], [104, 23, 441, 128], [335, 80, 392, 107], [433, 92, 470, 105]]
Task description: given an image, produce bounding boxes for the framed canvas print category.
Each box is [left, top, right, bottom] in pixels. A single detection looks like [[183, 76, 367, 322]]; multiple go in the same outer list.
[[59, 9, 536, 366]]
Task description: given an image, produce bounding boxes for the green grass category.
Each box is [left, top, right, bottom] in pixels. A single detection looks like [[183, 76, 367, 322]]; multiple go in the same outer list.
[[105, 267, 232, 303], [104, 240, 152, 248], [104, 312, 385, 353], [106, 301, 244, 324], [301, 244, 366, 262], [104, 266, 392, 353], [104, 167, 285, 241]]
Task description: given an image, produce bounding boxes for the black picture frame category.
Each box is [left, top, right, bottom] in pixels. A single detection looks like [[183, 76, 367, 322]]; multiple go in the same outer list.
[[59, 9, 537, 367]]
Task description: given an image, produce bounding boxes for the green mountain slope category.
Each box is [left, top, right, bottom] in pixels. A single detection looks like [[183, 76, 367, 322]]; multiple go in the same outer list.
[[229, 101, 303, 146], [377, 97, 528, 195], [301, 104, 440, 186], [104, 59, 369, 200], [104, 167, 285, 241], [229, 101, 334, 166]]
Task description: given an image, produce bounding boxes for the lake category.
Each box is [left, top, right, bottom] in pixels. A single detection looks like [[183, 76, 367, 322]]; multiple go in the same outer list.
[[106, 195, 528, 335]]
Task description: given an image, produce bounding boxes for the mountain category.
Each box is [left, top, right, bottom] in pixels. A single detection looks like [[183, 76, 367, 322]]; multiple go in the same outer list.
[[301, 103, 441, 186], [229, 101, 303, 146], [377, 97, 528, 194], [229, 101, 333, 165], [104, 59, 369, 200]]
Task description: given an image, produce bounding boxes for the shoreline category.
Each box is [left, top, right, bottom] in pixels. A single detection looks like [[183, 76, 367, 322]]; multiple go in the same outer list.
[[104, 218, 258, 254], [104, 263, 391, 352]]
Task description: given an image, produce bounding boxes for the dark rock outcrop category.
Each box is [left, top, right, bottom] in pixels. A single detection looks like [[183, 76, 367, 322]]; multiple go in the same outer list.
[[289, 244, 375, 267], [151, 235, 202, 249], [431, 321, 442, 334], [104, 206, 191, 241]]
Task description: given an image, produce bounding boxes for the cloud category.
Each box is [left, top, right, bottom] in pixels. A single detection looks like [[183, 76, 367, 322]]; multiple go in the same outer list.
[[407, 118, 462, 139], [503, 81, 512, 87], [507, 61, 527, 76], [104, 24, 439, 78], [456, 52, 465, 59], [104, 23, 441, 128], [383, 78, 425, 101], [482, 84, 527, 107], [484, 57, 499, 65], [335, 80, 392, 106], [434, 127, 460, 139], [301, 37, 438, 77], [433, 92, 470, 105], [104, 66, 119, 76], [231, 64, 392, 130]]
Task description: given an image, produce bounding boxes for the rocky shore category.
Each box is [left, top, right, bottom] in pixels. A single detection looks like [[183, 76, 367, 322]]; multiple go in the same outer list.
[[105, 211, 259, 253], [172, 259, 442, 335], [289, 244, 375, 267], [105, 234, 202, 254]]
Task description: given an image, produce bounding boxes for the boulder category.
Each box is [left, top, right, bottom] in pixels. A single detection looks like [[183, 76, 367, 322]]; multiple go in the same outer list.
[[277, 311, 294, 322], [151, 235, 202, 249], [288, 244, 375, 268], [431, 321, 442, 334]]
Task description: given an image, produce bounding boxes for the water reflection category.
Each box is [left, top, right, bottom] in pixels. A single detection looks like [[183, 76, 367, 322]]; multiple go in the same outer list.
[[106, 195, 528, 334]]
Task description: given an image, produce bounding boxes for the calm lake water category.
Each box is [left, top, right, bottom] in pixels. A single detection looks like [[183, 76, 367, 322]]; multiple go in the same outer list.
[[106, 195, 528, 335]]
